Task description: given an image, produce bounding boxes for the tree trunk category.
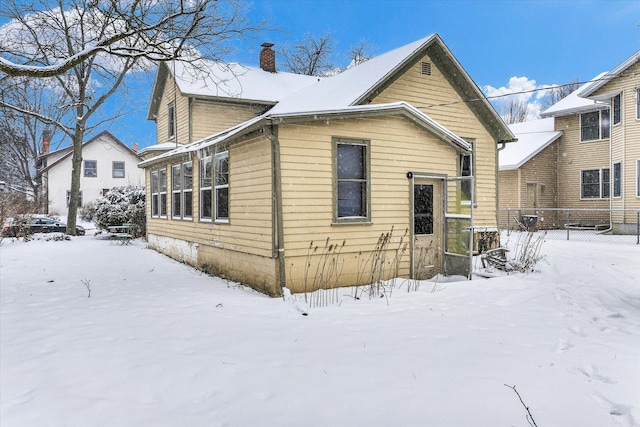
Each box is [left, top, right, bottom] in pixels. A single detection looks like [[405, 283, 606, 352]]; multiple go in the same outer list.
[[66, 130, 84, 235]]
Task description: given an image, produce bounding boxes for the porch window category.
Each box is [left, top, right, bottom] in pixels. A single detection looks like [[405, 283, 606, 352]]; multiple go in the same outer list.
[[200, 156, 212, 220], [613, 162, 621, 198], [334, 139, 370, 221], [612, 94, 621, 125], [151, 170, 159, 217], [183, 161, 193, 219], [581, 110, 610, 141], [214, 151, 229, 221], [414, 184, 434, 235], [159, 168, 167, 217], [112, 161, 125, 178], [581, 168, 609, 199], [172, 164, 181, 218], [84, 160, 97, 177]]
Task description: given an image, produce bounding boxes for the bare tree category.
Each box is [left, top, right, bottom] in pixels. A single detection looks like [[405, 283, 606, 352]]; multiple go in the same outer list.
[[0, 0, 258, 234], [501, 98, 529, 124], [346, 39, 376, 68], [280, 32, 334, 76], [542, 78, 580, 109]]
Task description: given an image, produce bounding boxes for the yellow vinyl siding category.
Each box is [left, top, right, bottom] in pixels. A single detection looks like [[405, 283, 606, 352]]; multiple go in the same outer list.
[[155, 75, 190, 145], [589, 60, 640, 217], [370, 52, 498, 227], [277, 116, 458, 289], [190, 100, 265, 142], [554, 115, 610, 209], [146, 134, 273, 259]]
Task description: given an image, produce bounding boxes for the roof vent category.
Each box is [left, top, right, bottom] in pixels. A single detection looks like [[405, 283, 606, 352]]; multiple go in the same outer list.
[[421, 62, 432, 76]]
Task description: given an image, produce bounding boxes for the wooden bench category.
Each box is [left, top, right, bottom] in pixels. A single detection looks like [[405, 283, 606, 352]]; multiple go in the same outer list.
[[107, 224, 133, 245]]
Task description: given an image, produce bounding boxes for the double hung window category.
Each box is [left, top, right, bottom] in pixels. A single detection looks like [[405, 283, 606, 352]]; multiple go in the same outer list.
[[612, 94, 621, 125], [214, 152, 229, 221], [151, 170, 159, 217], [84, 160, 97, 177], [613, 162, 621, 198], [172, 164, 181, 218], [200, 157, 212, 220], [335, 139, 369, 222], [580, 110, 610, 141], [581, 168, 610, 199], [112, 161, 125, 178], [159, 168, 167, 217]]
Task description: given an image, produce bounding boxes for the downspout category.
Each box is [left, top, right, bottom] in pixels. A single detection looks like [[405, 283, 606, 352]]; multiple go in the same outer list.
[[264, 123, 285, 297], [497, 142, 507, 229]]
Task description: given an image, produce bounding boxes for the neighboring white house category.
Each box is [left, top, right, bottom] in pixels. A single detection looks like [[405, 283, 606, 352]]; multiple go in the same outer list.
[[39, 131, 144, 214]]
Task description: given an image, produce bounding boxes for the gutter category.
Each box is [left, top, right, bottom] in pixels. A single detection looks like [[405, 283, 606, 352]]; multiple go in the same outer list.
[[264, 123, 286, 297]]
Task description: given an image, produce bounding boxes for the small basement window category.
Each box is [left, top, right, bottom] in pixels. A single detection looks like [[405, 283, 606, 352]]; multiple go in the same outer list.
[[421, 62, 432, 76]]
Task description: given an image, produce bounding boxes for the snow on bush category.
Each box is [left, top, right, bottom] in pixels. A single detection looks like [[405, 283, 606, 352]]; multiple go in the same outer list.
[[94, 186, 145, 237]]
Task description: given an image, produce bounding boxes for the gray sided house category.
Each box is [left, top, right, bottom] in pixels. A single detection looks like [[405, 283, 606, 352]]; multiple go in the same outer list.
[[140, 34, 514, 296]]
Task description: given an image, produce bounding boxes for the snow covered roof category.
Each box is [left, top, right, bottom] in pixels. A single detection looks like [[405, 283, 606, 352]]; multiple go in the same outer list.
[[499, 118, 562, 170], [540, 73, 609, 118], [147, 60, 320, 119], [580, 50, 640, 98]]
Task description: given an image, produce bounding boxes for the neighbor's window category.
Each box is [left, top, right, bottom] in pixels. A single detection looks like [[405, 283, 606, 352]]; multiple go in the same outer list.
[[214, 151, 229, 221], [172, 164, 181, 218], [151, 170, 159, 217], [200, 156, 212, 220], [335, 139, 369, 221], [183, 161, 193, 219], [612, 94, 621, 125], [613, 162, 621, 198], [84, 160, 97, 177], [581, 110, 610, 141], [66, 190, 83, 207], [581, 168, 610, 199], [168, 102, 176, 139], [637, 160, 640, 197], [112, 161, 125, 178], [159, 167, 167, 217]]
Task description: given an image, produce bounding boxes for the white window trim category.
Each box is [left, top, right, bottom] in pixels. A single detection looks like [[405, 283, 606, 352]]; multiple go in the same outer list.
[[612, 93, 622, 126], [151, 170, 159, 218], [168, 102, 176, 140], [580, 110, 610, 142], [199, 156, 212, 222], [580, 168, 610, 200], [183, 161, 193, 220], [159, 168, 167, 218], [613, 162, 622, 199], [214, 151, 230, 223], [112, 161, 125, 178], [84, 160, 97, 177], [171, 164, 181, 219]]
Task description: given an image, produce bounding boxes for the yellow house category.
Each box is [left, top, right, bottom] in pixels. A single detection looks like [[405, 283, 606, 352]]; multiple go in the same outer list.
[[139, 34, 515, 296]]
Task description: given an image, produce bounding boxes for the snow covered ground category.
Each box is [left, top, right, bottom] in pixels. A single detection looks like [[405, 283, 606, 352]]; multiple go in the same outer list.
[[1, 233, 639, 426]]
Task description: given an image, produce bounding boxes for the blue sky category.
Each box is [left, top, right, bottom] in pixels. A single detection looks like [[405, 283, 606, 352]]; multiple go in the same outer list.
[[84, 0, 640, 148]]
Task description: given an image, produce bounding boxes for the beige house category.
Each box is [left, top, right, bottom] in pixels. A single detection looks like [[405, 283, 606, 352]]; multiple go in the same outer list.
[[501, 49, 640, 233], [140, 34, 514, 296]]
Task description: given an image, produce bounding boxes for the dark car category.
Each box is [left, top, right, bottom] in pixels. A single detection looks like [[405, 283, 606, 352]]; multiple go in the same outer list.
[[1, 216, 85, 237]]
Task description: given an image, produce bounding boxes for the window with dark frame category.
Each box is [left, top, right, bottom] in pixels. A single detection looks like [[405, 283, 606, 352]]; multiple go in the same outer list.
[[168, 102, 175, 139], [112, 161, 125, 178], [613, 162, 621, 198], [336, 141, 368, 220], [200, 156, 212, 220], [580, 110, 610, 141], [84, 160, 97, 177], [637, 89, 640, 120], [637, 160, 640, 197], [214, 151, 229, 221], [612, 94, 621, 125], [414, 184, 434, 235]]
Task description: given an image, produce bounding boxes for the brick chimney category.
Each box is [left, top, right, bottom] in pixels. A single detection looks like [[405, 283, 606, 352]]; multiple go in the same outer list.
[[133, 143, 138, 152], [260, 42, 276, 73], [42, 129, 50, 154]]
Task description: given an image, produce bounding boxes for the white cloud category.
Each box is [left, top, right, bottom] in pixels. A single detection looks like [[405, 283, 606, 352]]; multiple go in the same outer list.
[[484, 76, 553, 122]]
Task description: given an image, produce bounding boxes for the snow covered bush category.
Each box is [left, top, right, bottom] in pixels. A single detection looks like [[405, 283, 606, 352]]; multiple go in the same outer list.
[[94, 186, 146, 238], [79, 200, 97, 222]]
